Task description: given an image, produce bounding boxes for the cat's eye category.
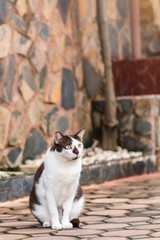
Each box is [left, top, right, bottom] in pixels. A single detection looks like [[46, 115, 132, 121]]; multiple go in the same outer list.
[[78, 143, 82, 148], [65, 145, 71, 150]]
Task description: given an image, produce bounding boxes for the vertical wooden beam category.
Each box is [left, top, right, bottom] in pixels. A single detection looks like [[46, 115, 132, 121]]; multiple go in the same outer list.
[[130, 0, 142, 59]]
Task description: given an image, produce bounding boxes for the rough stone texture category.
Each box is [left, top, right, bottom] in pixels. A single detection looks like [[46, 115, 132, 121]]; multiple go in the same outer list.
[[0, 106, 11, 150], [27, 16, 39, 40], [0, 63, 4, 83], [39, 65, 47, 89], [83, 59, 101, 97], [28, 96, 44, 126], [56, 116, 69, 133], [44, 75, 61, 104], [48, 38, 62, 73], [134, 120, 151, 135], [41, 107, 59, 136], [16, 0, 27, 17], [28, 0, 39, 12], [29, 42, 47, 72], [116, 0, 129, 18], [23, 129, 47, 160], [122, 135, 137, 151], [18, 60, 37, 102], [1, 55, 16, 104], [0, 0, 11, 22], [13, 32, 32, 56], [9, 100, 26, 146], [40, 23, 49, 41], [0, 24, 11, 58], [3, 147, 23, 168], [119, 115, 134, 132], [108, 24, 118, 59], [10, 13, 27, 32], [118, 99, 133, 113], [135, 99, 151, 116], [57, 0, 71, 24], [42, 0, 56, 20], [61, 68, 75, 110]]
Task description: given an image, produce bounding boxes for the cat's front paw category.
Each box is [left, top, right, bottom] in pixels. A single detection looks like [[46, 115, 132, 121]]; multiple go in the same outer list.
[[62, 222, 73, 229], [43, 221, 51, 228], [51, 223, 62, 230]]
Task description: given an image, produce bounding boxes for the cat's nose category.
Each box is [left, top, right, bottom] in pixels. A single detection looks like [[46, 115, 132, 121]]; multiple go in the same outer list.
[[73, 147, 79, 155]]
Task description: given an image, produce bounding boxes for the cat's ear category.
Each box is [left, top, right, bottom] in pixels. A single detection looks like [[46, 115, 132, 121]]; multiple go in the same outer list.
[[75, 129, 85, 142], [55, 131, 63, 144]]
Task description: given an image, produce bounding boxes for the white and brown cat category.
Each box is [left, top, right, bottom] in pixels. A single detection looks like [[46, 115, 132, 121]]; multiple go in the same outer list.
[[29, 129, 85, 230]]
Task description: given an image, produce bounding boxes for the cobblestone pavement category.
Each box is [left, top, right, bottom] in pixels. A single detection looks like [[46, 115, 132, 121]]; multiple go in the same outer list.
[[1, 173, 160, 240]]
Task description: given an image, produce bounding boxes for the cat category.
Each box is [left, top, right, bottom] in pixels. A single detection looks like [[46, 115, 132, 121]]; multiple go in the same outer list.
[[29, 129, 85, 230]]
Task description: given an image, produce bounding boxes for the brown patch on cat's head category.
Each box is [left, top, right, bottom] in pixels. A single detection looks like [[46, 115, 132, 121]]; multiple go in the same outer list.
[[51, 132, 72, 152]]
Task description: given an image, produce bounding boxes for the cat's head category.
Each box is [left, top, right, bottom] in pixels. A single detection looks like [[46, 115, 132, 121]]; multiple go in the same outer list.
[[51, 129, 85, 161]]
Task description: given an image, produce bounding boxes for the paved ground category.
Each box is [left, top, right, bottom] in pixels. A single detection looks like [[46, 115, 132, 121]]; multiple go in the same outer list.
[[1, 173, 160, 240]]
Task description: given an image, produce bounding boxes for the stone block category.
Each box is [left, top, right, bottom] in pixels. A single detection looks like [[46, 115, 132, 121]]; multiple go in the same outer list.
[[119, 115, 135, 132], [134, 120, 151, 135], [48, 38, 62, 73], [116, 0, 129, 18], [13, 32, 32, 56], [146, 158, 155, 173], [108, 24, 118, 59], [18, 60, 37, 102], [3, 147, 23, 168], [83, 59, 101, 97], [122, 135, 137, 151], [0, 106, 11, 150], [28, 0, 39, 12], [0, 191, 8, 202], [80, 168, 90, 185], [118, 99, 133, 113], [0, 63, 4, 83], [28, 96, 44, 126], [138, 137, 152, 153], [57, 0, 71, 24], [40, 23, 49, 41], [0, 0, 11, 22], [11, 178, 24, 198], [61, 68, 75, 110], [0, 24, 11, 58], [23, 129, 47, 160], [133, 161, 145, 175], [1, 55, 16, 103], [10, 13, 27, 32], [56, 116, 69, 134], [0, 179, 10, 190], [89, 166, 101, 184], [39, 65, 47, 89], [44, 75, 61, 104], [23, 176, 34, 195], [16, 0, 27, 17], [28, 16, 39, 40], [102, 165, 110, 182], [29, 42, 47, 72], [42, 0, 56, 20], [135, 99, 151, 116], [9, 100, 26, 146], [41, 107, 59, 136], [121, 161, 134, 177]]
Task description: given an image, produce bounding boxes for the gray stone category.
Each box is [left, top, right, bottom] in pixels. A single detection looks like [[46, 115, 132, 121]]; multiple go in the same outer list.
[[80, 168, 90, 185], [0, 179, 10, 190], [57, 116, 69, 134], [133, 161, 145, 175], [118, 99, 133, 113], [23, 129, 47, 160], [0, 191, 8, 202], [117, 0, 129, 18], [102, 165, 110, 182], [19, 60, 37, 102], [41, 107, 59, 136], [57, 0, 71, 24], [119, 115, 134, 132], [1, 55, 16, 104], [108, 24, 118, 59], [9, 100, 26, 146], [0, 63, 4, 83], [122, 161, 134, 177], [116, 19, 124, 30], [10, 13, 27, 31], [141, 24, 158, 41], [89, 166, 101, 184], [40, 23, 49, 41], [11, 178, 24, 197], [61, 68, 75, 110], [28, 16, 39, 40], [0, 0, 11, 22], [122, 28, 130, 58], [146, 158, 155, 173], [39, 65, 47, 88], [23, 176, 34, 195], [13, 32, 32, 56], [138, 138, 152, 153], [83, 59, 101, 97], [134, 120, 151, 135], [4, 147, 23, 168], [135, 99, 151, 117], [123, 135, 137, 151]]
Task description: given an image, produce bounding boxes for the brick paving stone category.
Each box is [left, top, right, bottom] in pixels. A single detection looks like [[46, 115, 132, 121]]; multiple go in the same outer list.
[[0, 227, 10, 232], [25, 237, 77, 240], [109, 203, 148, 210], [104, 216, 150, 223], [86, 209, 129, 216], [126, 223, 160, 230], [150, 232, 160, 237], [56, 228, 103, 236], [101, 229, 151, 237], [0, 234, 27, 240], [82, 223, 129, 230], [8, 228, 56, 235], [88, 198, 130, 203]]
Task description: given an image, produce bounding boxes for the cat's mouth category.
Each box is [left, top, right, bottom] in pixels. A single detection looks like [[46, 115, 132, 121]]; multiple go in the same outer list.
[[72, 156, 78, 160]]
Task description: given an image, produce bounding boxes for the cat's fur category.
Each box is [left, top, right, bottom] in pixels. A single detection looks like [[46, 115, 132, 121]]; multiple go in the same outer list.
[[29, 129, 85, 230]]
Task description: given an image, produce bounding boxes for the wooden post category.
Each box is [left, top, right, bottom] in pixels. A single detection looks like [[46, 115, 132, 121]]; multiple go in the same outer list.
[[96, 0, 118, 150]]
